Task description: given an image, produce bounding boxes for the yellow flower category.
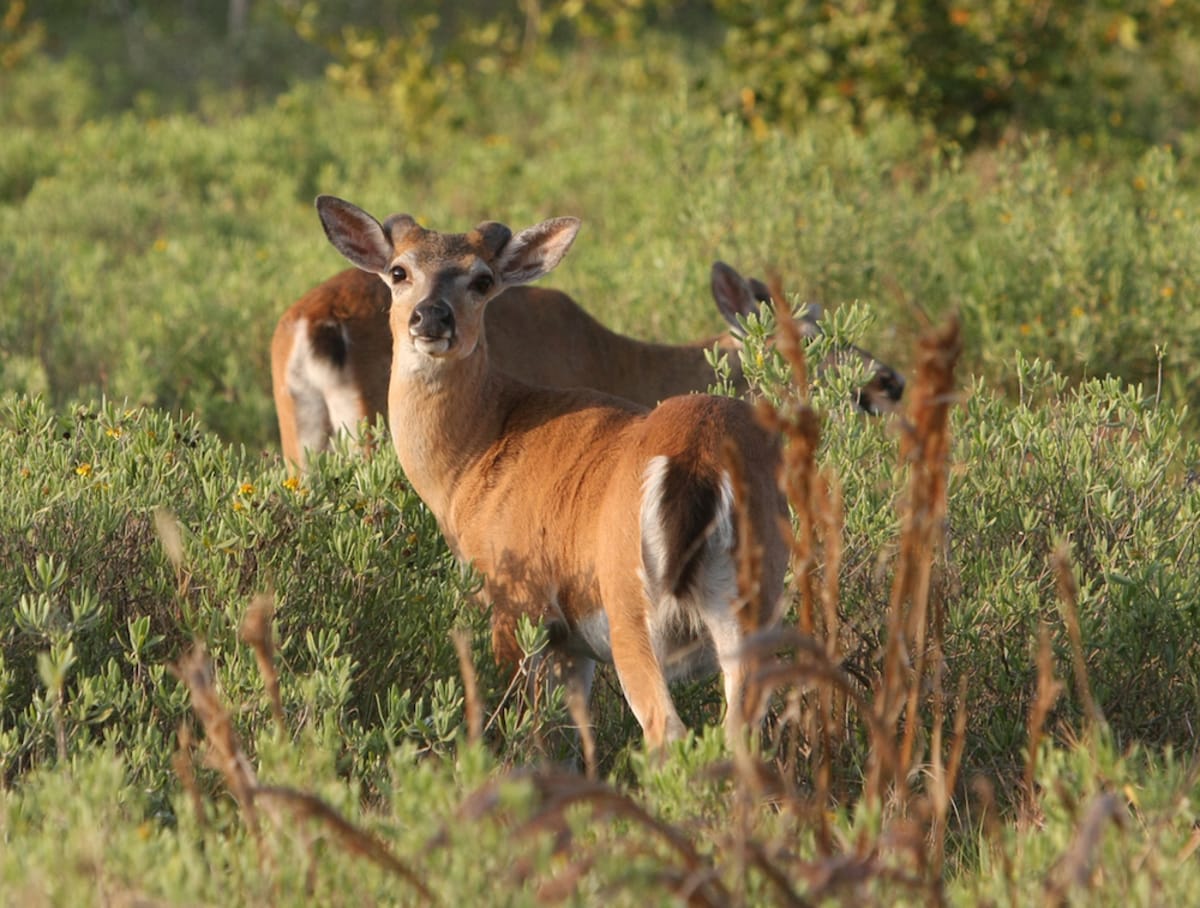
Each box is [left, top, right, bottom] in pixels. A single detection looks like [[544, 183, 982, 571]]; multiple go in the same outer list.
[[1133, 176, 1148, 192], [76, 463, 92, 477], [1070, 306, 1084, 318], [999, 211, 1013, 224], [153, 237, 169, 252], [239, 482, 255, 496], [282, 476, 301, 492], [739, 86, 756, 115], [106, 427, 122, 439], [1160, 285, 1175, 299], [232, 500, 244, 512], [1019, 323, 1032, 336]]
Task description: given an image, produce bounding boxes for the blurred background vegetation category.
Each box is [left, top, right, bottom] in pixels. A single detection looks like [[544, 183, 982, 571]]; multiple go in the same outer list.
[[7, 1, 1199, 142]]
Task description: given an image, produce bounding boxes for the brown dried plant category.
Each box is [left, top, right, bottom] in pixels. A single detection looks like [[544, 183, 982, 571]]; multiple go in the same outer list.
[[171, 644, 260, 838], [877, 313, 962, 803], [445, 769, 733, 906], [1051, 542, 1103, 728], [172, 639, 434, 903], [451, 626, 483, 746], [1023, 622, 1064, 816], [240, 592, 285, 735], [738, 306, 965, 902]]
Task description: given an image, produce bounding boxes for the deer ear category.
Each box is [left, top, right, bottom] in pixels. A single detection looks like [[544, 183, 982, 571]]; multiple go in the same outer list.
[[316, 196, 395, 275], [798, 303, 824, 338], [710, 261, 764, 337], [495, 217, 581, 286]]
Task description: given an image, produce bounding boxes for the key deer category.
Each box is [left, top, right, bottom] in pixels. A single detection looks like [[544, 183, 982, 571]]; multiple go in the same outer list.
[[314, 195, 790, 748]]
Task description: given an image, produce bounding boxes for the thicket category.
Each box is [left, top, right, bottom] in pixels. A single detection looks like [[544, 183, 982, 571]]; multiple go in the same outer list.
[[717, 0, 1200, 143]]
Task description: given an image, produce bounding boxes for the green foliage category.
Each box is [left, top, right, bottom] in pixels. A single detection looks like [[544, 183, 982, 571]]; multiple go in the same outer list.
[[734, 308, 1200, 778], [716, 0, 1200, 142], [0, 397, 486, 801], [4, 61, 1199, 449]]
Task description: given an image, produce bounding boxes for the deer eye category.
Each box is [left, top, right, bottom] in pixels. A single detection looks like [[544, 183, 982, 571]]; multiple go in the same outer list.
[[470, 274, 494, 295], [390, 265, 408, 283]]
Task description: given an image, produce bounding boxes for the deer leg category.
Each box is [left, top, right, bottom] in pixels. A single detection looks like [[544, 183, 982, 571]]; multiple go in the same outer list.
[[607, 602, 686, 750]]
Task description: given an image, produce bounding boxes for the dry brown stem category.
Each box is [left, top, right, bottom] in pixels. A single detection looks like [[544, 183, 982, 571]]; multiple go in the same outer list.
[[1024, 622, 1064, 814], [240, 592, 285, 736], [1051, 542, 1103, 728], [876, 314, 961, 803], [255, 785, 436, 902], [171, 643, 260, 837], [171, 720, 206, 829], [451, 627, 483, 746], [1044, 792, 1127, 907]]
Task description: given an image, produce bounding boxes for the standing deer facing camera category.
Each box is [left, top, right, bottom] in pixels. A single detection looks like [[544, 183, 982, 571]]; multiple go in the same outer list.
[[315, 196, 789, 748]]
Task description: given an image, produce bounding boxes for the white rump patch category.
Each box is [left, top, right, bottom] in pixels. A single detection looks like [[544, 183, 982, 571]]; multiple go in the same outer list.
[[639, 460, 743, 684], [638, 455, 671, 596], [286, 317, 366, 454]]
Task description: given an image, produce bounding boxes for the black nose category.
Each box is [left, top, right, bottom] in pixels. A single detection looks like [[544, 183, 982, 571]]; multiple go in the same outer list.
[[855, 368, 906, 414], [882, 369, 905, 402], [409, 300, 454, 337]]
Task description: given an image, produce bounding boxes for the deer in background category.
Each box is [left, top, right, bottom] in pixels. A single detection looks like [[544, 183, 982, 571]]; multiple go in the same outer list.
[[314, 195, 789, 748], [272, 260, 903, 471]]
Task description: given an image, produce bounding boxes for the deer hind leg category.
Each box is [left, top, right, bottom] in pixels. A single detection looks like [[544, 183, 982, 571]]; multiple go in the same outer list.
[[606, 582, 687, 749], [286, 316, 374, 461], [663, 466, 755, 739]]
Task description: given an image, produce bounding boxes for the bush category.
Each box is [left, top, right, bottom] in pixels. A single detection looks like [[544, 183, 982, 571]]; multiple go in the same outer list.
[[0, 397, 485, 801], [716, 0, 1200, 143]]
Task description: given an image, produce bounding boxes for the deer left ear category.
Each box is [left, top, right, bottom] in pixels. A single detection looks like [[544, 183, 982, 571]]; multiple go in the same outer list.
[[495, 217, 581, 286]]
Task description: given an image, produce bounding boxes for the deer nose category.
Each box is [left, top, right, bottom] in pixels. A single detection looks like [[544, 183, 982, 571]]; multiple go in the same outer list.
[[409, 300, 454, 338], [881, 368, 905, 402]]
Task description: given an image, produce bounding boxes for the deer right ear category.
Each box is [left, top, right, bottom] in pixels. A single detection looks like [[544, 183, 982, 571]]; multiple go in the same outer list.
[[316, 196, 395, 275], [710, 261, 763, 337]]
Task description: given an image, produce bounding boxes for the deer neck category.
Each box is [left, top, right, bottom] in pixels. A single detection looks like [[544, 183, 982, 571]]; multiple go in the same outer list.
[[649, 333, 745, 396], [387, 342, 509, 519], [599, 332, 745, 403]]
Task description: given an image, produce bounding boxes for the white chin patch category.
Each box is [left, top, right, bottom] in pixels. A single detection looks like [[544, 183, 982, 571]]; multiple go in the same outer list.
[[412, 336, 452, 356]]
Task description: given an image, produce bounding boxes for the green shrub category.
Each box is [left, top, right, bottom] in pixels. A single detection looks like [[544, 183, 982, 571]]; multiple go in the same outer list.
[[733, 309, 1200, 782], [0, 397, 487, 801], [715, 0, 1200, 143]]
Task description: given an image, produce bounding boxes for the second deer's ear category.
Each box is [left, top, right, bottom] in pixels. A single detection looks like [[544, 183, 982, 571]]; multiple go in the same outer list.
[[495, 217, 581, 286], [316, 196, 396, 275], [710, 261, 765, 336]]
